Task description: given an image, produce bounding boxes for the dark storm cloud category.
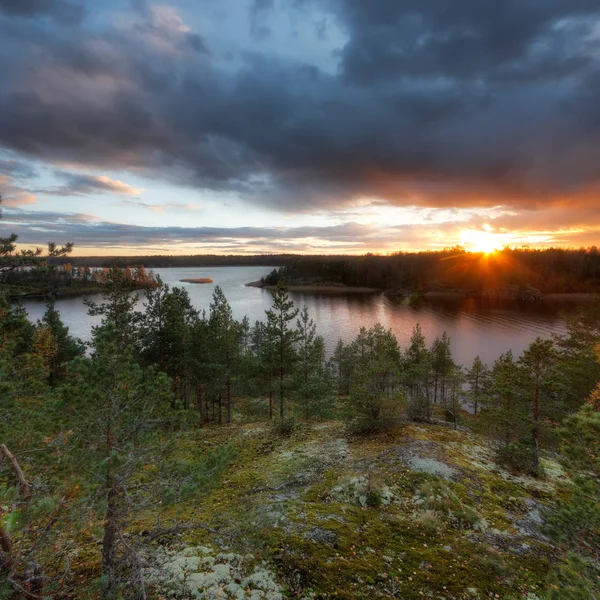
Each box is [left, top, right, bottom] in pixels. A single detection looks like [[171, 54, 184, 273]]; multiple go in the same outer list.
[[0, 0, 84, 23], [0, 0, 600, 212], [331, 0, 600, 85]]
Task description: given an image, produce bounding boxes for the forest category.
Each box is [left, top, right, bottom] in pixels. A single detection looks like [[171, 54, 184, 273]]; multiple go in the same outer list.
[[50, 247, 600, 295], [1, 267, 600, 599], [257, 248, 600, 295], [2, 207, 600, 599]]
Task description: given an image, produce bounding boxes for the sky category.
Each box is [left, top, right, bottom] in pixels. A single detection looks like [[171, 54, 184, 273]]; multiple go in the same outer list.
[[1, 0, 600, 255]]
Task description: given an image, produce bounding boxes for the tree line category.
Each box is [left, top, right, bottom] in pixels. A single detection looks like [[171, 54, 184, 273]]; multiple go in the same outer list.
[[2, 271, 600, 597], [260, 247, 600, 294], [1, 200, 599, 597]]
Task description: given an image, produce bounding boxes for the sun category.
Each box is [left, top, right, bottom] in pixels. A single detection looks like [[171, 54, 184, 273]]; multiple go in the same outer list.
[[460, 229, 501, 254]]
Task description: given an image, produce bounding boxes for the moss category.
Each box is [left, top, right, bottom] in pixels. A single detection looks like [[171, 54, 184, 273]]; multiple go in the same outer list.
[[60, 420, 563, 598]]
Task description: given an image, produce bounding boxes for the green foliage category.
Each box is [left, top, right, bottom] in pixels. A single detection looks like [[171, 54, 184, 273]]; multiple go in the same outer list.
[[544, 405, 600, 556], [346, 324, 404, 429], [465, 355, 490, 416], [496, 440, 542, 476], [404, 324, 434, 420], [294, 306, 334, 420], [265, 283, 300, 419], [162, 444, 237, 503], [541, 553, 598, 600], [271, 417, 297, 436]]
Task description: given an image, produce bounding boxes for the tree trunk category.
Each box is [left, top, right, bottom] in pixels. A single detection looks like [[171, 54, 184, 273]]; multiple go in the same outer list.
[[102, 483, 119, 600], [0, 507, 13, 576], [197, 383, 205, 425], [0, 444, 31, 499], [23, 561, 44, 598], [102, 416, 118, 600], [279, 365, 284, 419], [304, 367, 309, 421], [183, 377, 190, 411], [268, 387, 273, 420], [531, 376, 540, 471], [226, 371, 232, 424], [218, 391, 222, 425]]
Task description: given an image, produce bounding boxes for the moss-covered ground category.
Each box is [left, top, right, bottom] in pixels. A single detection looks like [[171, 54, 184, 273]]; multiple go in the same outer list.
[[92, 419, 571, 599]]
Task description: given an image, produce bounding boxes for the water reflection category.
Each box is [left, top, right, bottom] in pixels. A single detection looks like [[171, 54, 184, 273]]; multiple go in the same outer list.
[[19, 266, 573, 367]]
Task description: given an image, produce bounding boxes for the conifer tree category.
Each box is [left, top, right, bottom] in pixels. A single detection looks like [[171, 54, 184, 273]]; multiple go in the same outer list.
[[404, 324, 433, 420], [70, 326, 172, 599], [38, 298, 84, 384], [465, 355, 489, 416], [431, 332, 453, 404], [295, 306, 331, 420], [86, 266, 141, 352], [347, 323, 403, 430], [265, 283, 299, 419], [329, 339, 353, 396], [519, 337, 558, 472], [208, 285, 237, 423], [480, 351, 525, 447]]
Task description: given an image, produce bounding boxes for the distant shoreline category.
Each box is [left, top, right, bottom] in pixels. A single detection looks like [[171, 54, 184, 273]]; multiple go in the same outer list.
[[246, 281, 381, 293], [246, 281, 598, 301]]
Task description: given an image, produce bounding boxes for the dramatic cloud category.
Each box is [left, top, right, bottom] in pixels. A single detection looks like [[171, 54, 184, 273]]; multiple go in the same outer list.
[[0, 0, 84, 24], [0, 0, 599, 252], [41, 172, 142, 197]]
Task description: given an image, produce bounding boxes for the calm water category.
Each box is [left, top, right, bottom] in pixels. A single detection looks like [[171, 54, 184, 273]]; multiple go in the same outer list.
[[19, 266, 576, 367]]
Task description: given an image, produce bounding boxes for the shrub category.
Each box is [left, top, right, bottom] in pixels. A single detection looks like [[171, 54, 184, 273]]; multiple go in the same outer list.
[[271, 417, 296, 436], [496, 440, 542, 477]]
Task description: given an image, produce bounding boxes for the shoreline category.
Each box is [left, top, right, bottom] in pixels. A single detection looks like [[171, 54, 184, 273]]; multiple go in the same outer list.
[[246, 282, 598, 301], [246, 281, 381, 293]]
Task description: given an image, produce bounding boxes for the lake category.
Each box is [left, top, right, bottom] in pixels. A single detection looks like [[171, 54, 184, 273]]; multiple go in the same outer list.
[[19, 266, 577, 367]]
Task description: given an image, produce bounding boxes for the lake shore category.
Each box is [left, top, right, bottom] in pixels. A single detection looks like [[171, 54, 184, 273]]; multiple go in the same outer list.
[[246, 281, 381, 293], [246, 281, 599, 302]]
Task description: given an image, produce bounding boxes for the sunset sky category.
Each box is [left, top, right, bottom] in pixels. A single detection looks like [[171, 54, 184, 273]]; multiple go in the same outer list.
[[1, 0, 600, 255]]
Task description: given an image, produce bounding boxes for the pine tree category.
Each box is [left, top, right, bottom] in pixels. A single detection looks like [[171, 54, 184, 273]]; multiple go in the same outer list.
[[208, 286, 237, 423], [431, 332, 453, 405], [519, 337, 558, 473], [466, 355, 489, 416], [38, 298, 84, 384], [295, 306, 331, 420], [69, 326, 172, 599], [140, 282, 198, 410], [404, 324, 433, 420], [86, 266, 141, 352], [480, 351, 526, 447], [265, 283, 299, 419], [347, 323, 403, 431]]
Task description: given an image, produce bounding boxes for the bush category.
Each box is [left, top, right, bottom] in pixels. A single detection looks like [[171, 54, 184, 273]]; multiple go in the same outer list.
[[271, 417, 296, 436], [496, 440, 541, 477], [365, 489, 382, 508], [345, 416, 403, 436]]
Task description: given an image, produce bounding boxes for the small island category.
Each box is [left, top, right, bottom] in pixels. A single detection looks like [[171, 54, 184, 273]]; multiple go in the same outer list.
[[179, 277, 214, 284]]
